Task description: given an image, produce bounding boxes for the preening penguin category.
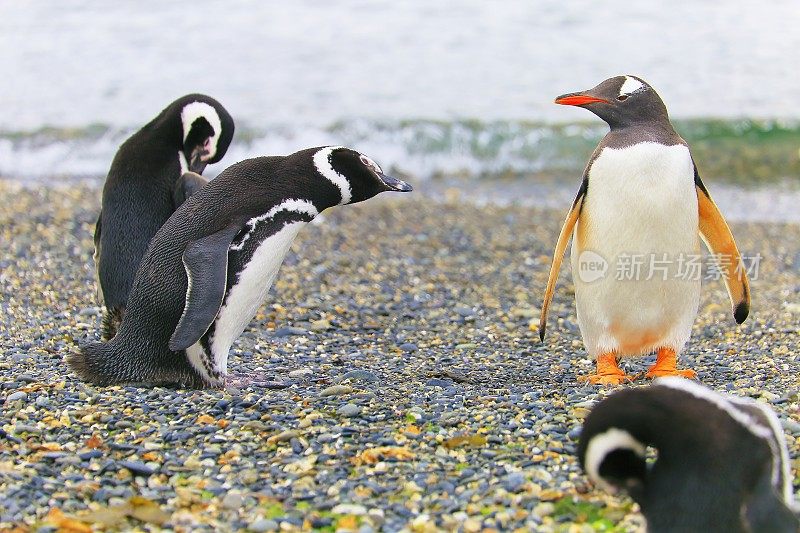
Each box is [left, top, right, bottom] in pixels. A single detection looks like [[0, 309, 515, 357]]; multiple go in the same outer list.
[[578, 378, 799, 532], [69, 147, 412, 388], [94, 94, 235, 340], [539, 75, 750, 385]]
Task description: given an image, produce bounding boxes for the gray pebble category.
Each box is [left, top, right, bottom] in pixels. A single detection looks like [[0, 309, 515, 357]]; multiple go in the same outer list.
[[5, 391, 27, 403], [249, 518, 278, 532], [340, 370, 379, 382], [338, 403, 362, 417]]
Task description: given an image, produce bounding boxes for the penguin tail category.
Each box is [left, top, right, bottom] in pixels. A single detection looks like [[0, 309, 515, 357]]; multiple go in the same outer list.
[[67, 341, 129, 385], [101, 306, 125, 340]]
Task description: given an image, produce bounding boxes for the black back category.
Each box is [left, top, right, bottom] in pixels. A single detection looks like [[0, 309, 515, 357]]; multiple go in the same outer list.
[[76, 146, 407, 386], [96, 94, 234, 314], [578, 383, 798, 532]]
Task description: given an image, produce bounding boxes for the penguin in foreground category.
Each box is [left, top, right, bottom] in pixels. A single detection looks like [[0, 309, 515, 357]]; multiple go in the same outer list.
[[578, 377, 799, 532], [68, 146, 412, 388], [94, 94, 235, 340], [539, 75, 750, 384]]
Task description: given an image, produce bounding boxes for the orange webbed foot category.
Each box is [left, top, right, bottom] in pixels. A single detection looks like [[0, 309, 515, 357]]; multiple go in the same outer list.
[[578, 353, 637, 386], [645, 348, 697, 380]]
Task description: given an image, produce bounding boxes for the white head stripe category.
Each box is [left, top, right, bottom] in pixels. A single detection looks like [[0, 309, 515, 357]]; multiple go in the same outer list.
[[178, 151, 189, 174], [181, 101, 223, 159], [724, 395, 794, 502], [229, 199, 318, 251], [619, 76, 644, 96], [313, 146, 352, 205], [654, 377, 788, 495], [584, 427, 646, 493]]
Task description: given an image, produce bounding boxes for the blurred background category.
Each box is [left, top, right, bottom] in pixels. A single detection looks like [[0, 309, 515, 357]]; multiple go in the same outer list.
[[2, 0, 799, 209]]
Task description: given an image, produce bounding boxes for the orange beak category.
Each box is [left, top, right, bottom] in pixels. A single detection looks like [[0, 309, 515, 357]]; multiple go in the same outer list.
[[555, 94, 610, 106]]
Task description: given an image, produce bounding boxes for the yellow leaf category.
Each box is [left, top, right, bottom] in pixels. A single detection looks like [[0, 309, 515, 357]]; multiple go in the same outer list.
[[196, 414, 215, 425], [443, 434, 488, 449], [128, 496, 171, 525], [336, 515, 359, 530], [44, 508, 93, 533]]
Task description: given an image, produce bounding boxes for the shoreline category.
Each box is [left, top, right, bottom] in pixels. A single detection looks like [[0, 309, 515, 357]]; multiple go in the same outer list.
[[1, 183, 798, 531], [2, 176, 799, 224]]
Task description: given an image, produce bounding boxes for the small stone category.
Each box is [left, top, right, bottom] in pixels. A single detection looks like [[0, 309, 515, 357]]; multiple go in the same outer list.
[[249, 518, 278, 532], [118, 460, 156, 476], [273, 326, 308, 337], [289, 368, 313, 378], [222, 491, 244, 510], [532, 502, 555, 519], [340, 370, 379, 382], [331, 503, 367, 515], [338, 403, 362, 417], [399, 342, 417, 352], [5, 391, 27, 403], [320, 385, 353, 397], [780, 417, 800, 434], [35, 395, 50, 408], [310, 319, 332, 331], [502, 472, 526, 492]]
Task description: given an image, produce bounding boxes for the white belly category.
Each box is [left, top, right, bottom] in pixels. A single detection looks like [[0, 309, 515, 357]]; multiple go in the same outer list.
[[209, 221, 306, 372], [571, 142, 701, 357]]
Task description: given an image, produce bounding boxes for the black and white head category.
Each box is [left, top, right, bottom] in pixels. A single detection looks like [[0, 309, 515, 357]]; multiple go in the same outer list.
[[555, 75, 669, 129], [312, 146, 412, 205], [162, 94, 235, 174], [577, 378, 799, 532]]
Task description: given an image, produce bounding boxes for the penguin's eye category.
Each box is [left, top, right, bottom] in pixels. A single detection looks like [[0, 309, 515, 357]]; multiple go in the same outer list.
[[359, 155, 381, 173], [617, 94, 629, 101]]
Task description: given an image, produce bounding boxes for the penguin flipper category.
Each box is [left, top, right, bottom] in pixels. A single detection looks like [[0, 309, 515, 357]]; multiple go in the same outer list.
[[93, 212, 105, 305], [173, 171, 209, 207], [539, 178, 587, 341], [168, 224, 242, 352], [694, 170, 750, 324]]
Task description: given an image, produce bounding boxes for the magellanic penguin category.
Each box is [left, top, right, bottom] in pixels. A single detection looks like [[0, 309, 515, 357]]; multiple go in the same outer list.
[[94, 94, 235, 340], [578, 377, 799, 532], [68, 147, 412, 388], [539, 75, 750, 385]]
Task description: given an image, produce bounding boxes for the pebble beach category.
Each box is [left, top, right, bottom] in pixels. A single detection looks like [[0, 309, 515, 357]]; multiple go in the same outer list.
[[1, 181, 798, 532]]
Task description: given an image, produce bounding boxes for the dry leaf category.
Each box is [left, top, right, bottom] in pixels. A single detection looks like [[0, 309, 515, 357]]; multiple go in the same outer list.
[[443, 434, 488, 449], [85, 434, 103, 449], [128, 496, 171, 525], [196, 414, 215, 425], [352, 446, 416, 466], [336, 515, 359, 530], [44, 508, 92, 533]]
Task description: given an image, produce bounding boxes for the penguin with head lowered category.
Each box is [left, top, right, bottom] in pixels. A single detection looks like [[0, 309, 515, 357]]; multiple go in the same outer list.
[[68, 146, 412, 388], [94, 94, 235, 340], [578, 378, 799, 532], [539, 75, 750, 384]]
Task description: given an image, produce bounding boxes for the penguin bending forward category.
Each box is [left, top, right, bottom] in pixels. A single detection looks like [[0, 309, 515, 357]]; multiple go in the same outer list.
[[578, 378, 799, 532], [94, 94, 234, 340], [539, 75, 750, 385], [69, 147, 412, 388]]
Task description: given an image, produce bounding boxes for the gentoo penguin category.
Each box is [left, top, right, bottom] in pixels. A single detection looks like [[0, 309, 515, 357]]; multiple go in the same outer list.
[[68, 146, 412, 388], [539, 75, 750, 384], [94, 94, 235, 340], [578, 378, 799, 532]]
